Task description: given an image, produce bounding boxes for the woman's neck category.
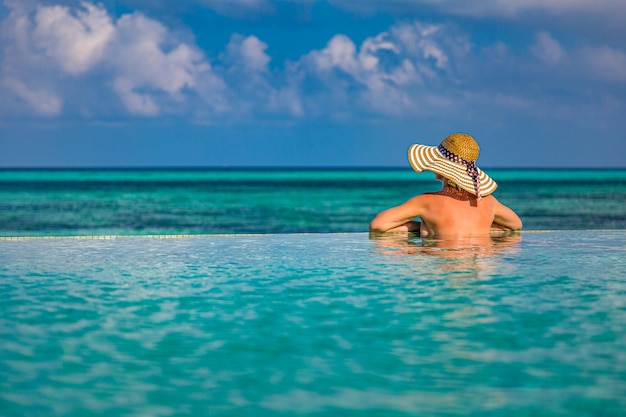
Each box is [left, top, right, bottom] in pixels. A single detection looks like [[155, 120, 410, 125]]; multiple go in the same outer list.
[[439, 185, 473, 200]]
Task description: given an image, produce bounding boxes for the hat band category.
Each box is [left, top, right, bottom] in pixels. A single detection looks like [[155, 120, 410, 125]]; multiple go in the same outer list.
[[437, 144, 482, 200]]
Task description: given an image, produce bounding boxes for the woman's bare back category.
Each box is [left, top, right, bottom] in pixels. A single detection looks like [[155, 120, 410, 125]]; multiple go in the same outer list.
[[417, 190, 498, 237], [369, 185, 522, 236]]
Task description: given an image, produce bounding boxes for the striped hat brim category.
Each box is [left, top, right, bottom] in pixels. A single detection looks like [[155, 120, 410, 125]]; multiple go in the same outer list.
[[408, 144, 497, 196]]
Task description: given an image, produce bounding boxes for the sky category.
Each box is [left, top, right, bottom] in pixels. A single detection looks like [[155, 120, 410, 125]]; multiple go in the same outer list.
[[0, 0, 625, 168]]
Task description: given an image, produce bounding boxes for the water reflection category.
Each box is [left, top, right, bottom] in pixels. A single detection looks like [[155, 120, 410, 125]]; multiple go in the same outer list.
[[369, 232, 521, 279]]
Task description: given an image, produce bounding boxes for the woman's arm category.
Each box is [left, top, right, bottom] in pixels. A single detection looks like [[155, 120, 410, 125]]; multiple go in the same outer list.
[[492, 198, 523, 231], [369, 197, 424, 233]]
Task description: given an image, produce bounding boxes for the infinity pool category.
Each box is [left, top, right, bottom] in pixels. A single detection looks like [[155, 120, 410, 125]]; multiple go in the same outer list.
[[1, 231, 625, 416]]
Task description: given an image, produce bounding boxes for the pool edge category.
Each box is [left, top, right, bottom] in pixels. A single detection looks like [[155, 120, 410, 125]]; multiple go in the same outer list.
[[1, 229, 623, 241]]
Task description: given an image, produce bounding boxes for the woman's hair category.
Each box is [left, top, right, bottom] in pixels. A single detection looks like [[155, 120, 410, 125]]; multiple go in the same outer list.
[[436, 173, 461, 190], [446, 178, 461, 190]]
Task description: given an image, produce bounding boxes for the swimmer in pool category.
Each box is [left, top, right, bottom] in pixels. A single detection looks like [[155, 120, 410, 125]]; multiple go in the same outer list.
[[369, 133, 522, 238]]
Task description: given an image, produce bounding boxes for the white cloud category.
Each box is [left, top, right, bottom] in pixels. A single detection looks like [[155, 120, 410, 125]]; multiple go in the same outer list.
[[307, 22, 451, 86], [328, 0, 626, 50], [1, 77, 62, 115], [389, 22, 449, 69], [360, 33, 401, 70], [224, 34, 270, 72], [32, 2, 114, 74], [219, 34, 307, 117], [0, 0, 624, 124], [530, 31, 566, 66], [300, 21, 457, 115], [109, 13, 213, 115], [310, 34, 354, 73], [578, 46, 626, 82], [528, 30, 626, 82], [0, 0, 225, 117], [295, 17, 626, 122]]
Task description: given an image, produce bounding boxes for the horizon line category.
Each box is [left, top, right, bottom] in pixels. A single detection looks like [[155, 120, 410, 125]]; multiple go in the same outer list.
[[1, 165, 626, 171]]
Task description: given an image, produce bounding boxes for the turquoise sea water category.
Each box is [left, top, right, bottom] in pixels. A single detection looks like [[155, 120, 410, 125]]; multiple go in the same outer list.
[[1, 231, 626, 416], [1, 168, 625, 236]]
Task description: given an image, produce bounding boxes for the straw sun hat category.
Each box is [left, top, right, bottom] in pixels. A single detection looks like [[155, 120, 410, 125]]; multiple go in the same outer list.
[[408, 133, 497, 199]]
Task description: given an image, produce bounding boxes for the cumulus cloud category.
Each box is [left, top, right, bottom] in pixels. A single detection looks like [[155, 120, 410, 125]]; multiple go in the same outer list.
[[32, 2, 114, 74], [109, 12, 215, 115], [0, 1, 225, 117], [297, 21, 459, 115], [219, 33, 304, 116], [328, 0, 626, 49], [0, 0, 624, 124], [530, 31, 566, 66], [303, 34, 406, 114], [389, 23, 449, 70], [529, 30, 626, 83], [1, 78, 62, 116], [578, 46, 626, 83], [224, 34, 271, 73]]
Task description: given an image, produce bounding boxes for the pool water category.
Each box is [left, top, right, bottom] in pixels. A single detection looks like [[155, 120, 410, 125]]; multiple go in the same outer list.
[[1, 231, 626, 416]]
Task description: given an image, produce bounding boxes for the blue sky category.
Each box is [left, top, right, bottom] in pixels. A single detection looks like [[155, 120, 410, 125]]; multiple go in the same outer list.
[[1, 0, 625, 168]]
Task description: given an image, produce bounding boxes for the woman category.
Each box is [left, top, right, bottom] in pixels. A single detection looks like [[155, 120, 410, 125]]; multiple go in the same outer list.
[[369, 133, 522, 237]]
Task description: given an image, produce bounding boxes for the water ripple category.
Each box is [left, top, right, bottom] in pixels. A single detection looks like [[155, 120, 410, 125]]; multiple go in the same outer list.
[[1, 231, 626, 416]]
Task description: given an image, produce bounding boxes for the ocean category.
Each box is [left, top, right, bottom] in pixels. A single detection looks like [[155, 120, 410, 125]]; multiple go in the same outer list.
[[1, 168, 625, 236]]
